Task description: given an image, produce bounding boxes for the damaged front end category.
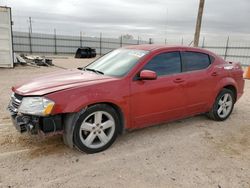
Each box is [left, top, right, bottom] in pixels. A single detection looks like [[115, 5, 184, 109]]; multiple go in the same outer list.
[[7, 93, 63, 135]]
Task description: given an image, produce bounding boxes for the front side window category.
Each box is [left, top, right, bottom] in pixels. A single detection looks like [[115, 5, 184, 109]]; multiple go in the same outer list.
[[86, 49, 149, 77], [142, 52, 181, 76], [182, 52, 211, 72]]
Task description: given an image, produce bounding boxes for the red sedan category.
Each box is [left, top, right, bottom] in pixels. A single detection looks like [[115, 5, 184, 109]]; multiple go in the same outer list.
[[8, 45, 244, 153]]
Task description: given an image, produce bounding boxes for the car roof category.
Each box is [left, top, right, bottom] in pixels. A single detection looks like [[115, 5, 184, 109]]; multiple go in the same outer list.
[[124, 44, 215, 56], [124, 44, 180, 51]]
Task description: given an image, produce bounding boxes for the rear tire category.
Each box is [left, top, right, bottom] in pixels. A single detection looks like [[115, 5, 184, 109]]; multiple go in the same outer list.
[[73, 104, 119, 153], [207, 88, 235, 121]]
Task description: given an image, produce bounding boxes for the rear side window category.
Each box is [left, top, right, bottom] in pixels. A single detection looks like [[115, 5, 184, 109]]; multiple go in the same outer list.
[[182, 52, 211, 72], [143, 52, 181, 76], [209, 55, 215, 63]]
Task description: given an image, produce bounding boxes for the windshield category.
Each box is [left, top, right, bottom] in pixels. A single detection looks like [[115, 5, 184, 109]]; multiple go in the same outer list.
[[85, 49, 149, 77]]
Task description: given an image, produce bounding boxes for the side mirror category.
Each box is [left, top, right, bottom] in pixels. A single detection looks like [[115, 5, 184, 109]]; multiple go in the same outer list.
[[139, 70, 157, 80]]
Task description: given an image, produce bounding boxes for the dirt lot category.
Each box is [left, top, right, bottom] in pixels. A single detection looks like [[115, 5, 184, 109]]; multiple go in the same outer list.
[[0, 57, 249, 188]]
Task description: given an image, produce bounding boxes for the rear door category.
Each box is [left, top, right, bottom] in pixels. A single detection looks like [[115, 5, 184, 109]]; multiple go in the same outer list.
[[181, 51, 219, 114]]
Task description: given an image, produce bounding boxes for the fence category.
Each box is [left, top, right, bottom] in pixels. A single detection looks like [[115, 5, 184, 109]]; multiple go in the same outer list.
[[157, 36, 250, 65], [12, 31, 250, 65], [201, 37, 250, 65], [12, 31, 149, 56]]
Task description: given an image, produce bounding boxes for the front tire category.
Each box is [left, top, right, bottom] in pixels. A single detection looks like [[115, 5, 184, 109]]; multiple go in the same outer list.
[[73, 104, 120, 153], [208, 88, 235, 121]]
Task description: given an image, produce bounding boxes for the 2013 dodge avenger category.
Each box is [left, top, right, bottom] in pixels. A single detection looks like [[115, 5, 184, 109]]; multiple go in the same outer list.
[[8, 45, 244, 153]]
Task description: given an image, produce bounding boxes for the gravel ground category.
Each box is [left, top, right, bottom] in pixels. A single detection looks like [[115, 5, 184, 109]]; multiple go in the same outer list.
[[0, 57, 249, 188]]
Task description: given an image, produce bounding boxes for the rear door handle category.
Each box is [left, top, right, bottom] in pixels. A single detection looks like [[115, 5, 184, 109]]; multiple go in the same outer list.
[[211, 72, 218, 76], [173, 78, 185, 83]]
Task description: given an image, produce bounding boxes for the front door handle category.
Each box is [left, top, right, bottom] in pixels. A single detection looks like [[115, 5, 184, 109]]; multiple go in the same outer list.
[[211, 72, 218, 76], [173, 78, 185, 83]]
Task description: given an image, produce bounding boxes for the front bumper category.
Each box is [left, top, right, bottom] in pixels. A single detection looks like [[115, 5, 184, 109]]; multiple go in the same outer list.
[[10, 114, 31, 133], [8, 93, 63, 134], [10, 114, 63, 134]]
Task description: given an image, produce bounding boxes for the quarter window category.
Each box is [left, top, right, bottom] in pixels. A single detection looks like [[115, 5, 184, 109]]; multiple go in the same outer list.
[[182, 52, 211, 71], [143, 52, 181, 76]]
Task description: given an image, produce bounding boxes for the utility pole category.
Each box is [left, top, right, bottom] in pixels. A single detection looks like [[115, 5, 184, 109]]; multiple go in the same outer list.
[[165, 8, 168, 41], [80, 31, 83, 47], [28, 17, 33, 34], [28, 17, 33, 54], [54, 28, 57, 54], [99, 32, 102, 55], [193, 0, 205, 47]]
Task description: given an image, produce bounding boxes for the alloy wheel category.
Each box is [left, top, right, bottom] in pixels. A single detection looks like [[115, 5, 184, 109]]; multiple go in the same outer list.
[[217, 93, 233, 118], [79, 111, 115, 149]]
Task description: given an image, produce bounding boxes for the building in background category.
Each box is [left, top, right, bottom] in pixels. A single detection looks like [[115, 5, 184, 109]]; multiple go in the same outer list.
[[0, 6, 13, 68]]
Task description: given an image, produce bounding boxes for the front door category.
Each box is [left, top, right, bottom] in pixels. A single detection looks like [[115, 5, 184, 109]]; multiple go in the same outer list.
[[130, 51, 187, 128]]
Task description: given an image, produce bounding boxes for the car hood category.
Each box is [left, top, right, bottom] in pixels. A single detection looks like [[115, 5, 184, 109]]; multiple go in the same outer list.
[[13, 69, 115, 96]]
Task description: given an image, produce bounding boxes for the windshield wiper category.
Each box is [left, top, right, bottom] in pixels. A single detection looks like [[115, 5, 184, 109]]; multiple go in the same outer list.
[[83, 68, 104, 75]]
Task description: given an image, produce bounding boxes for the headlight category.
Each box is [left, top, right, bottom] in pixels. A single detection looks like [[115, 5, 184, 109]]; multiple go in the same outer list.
[[19, 97, 55, 116]]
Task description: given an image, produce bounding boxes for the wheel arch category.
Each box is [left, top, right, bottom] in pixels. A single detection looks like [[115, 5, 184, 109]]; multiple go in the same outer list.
[[222, 85, 237, 102], [62, 101, 125, 149], [209, 78, 238, 109], [87, 102, 125, 134], [214, 77, 238, 101]]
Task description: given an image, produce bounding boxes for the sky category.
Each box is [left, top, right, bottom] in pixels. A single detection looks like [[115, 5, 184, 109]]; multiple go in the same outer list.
[[1, 0, 250, 42]]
